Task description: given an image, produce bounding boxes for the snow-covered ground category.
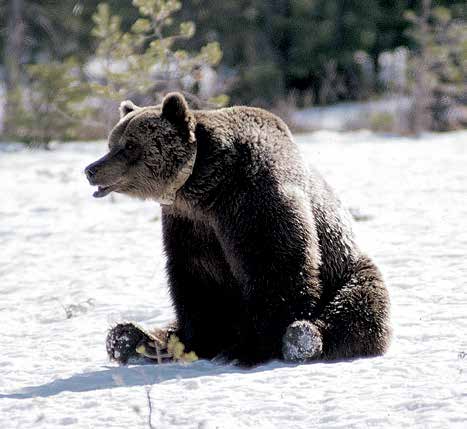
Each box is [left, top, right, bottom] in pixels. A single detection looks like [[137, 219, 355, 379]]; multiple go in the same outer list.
[[292, 97, 412, 131], [1, 131, 466, 428]]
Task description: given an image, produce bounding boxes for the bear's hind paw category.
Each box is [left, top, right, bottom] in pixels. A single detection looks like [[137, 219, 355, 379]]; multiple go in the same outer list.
[[282, 320, 323, 362]]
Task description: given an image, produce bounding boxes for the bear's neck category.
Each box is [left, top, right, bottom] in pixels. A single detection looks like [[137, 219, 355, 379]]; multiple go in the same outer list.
[[172, 118, 235, 212], [157, 146, 197, 205]]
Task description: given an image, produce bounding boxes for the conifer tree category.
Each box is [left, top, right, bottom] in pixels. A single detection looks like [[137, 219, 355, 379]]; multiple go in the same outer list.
[[5, 0, 225, 144], [90, 0, 224, 130], [406, 0, 466, 133]]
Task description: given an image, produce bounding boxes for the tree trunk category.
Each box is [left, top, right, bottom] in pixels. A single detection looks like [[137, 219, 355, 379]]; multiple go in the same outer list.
[[3, 0, 25, 137], [412, 0, 432, 135]]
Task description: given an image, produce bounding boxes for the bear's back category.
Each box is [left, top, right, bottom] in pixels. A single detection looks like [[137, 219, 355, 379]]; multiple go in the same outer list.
[[194, 106, 360, 288]]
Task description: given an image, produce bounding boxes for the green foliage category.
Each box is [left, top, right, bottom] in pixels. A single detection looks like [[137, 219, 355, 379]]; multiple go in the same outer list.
[[234, 62, 285, 106], [167, 335, 198, 363], [181, 0, 464, 109], [3, 0, 225, 143], [1, 0, 465, 141], [369, 112, 396, 133], [181, 0, 409, 105], [11, 59, 94, 145], [90, 0, 223, 104]]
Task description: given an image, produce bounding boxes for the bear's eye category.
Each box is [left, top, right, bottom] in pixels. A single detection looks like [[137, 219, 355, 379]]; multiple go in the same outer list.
[[122, 140, 142, 164]]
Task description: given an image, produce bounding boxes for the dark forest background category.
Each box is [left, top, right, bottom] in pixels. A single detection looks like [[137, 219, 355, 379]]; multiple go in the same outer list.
[[1, 0, 465, 144]]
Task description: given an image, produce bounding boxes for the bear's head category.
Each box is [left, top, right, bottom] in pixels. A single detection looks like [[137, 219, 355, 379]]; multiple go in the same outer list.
[[84, 92, 197, 204]]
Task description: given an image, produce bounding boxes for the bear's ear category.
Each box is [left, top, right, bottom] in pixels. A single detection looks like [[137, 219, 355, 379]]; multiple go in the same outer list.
[[161, 92, 196, 143], [119, 100, 139, 118], [161, 92, 190, 126]]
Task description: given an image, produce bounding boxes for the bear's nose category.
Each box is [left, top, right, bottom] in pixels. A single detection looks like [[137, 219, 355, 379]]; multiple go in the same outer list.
[[85, 165, 96, 181]]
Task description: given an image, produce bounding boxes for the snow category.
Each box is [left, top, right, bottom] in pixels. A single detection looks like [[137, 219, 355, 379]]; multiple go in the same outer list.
[[292, 97, 412, 131], [1, 131, 466, 428]]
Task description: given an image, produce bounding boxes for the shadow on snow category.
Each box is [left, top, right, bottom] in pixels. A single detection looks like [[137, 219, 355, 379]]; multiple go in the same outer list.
[[0, 360, 299, 400]]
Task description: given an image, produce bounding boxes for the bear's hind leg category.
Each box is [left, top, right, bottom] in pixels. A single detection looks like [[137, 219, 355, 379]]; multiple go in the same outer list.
[[318, 256, 391, 360]]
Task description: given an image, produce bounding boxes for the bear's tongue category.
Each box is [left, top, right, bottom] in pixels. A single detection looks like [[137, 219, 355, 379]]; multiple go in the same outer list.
[[93, 185, 112, 198]]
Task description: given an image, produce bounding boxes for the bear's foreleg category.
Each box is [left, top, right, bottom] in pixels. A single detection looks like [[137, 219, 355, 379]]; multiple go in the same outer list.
[[162, 213, 244, 360], [215, 187, 323, 366]]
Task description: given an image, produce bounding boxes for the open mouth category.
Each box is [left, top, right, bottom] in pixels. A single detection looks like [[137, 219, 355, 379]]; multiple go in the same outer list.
[[93, 183, 120, 198]]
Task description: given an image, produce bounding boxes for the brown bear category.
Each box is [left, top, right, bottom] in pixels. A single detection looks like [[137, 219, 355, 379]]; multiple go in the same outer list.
[[85, 92, 391, 366]]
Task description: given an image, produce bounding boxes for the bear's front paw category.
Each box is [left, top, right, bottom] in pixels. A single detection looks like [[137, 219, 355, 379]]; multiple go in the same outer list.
[[106, 322, 166, 365], [282, 320, 323, 362]]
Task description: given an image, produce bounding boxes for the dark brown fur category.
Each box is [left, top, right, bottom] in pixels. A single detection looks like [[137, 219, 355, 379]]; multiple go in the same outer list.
[[85, 93, 391, 366]]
